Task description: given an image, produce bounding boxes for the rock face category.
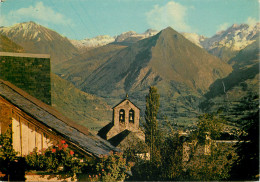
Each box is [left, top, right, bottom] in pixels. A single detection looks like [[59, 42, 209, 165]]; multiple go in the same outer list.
[[0, 21, 79, 65], [202, 23, 259, 51], [200, 23, 260, 61], [181, 32, 206, 48], [70, 35, 115, 49]]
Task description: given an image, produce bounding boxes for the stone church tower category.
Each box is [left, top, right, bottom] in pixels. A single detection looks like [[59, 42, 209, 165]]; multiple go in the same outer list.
[[98, 95, 145, 147]]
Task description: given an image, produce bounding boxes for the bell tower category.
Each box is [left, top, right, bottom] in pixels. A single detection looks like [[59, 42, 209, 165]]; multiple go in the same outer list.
[[112, 94, 140, 133], [98, 94, 145, 143]]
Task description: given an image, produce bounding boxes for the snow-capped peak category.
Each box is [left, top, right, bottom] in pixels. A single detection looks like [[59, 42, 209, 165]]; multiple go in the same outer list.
[[182, 32, 206, 47], [0, 21, 55, 42], [201, 22, 260, 51], [70, 35, 115, 49]]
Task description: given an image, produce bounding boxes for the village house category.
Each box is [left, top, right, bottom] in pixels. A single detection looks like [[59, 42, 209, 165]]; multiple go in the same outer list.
[[0, 79, 119, 157], [0, 52, 119, 158]]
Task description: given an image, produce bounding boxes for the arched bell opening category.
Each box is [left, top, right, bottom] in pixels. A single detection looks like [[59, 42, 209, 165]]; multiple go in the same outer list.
[[129, 109, 135, 124], [119, 109, 125, 123]]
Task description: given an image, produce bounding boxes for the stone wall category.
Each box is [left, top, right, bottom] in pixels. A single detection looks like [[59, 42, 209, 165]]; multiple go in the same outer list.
[[107, 99, 143, 140], [0, 52, 51, 105]]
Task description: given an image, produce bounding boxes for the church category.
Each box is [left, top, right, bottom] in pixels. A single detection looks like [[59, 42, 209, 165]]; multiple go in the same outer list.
[[98, 95, 146, 150]]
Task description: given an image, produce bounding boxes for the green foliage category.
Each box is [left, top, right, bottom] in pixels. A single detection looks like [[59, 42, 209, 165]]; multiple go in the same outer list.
[[0, 129, 25, 181], [130, 112, 235, 181], [144, 86, 161, 164], [229, 91, 258, 124], [81, 151, 133, 182], [25, 140, 84, 178], [0, 129, 17, 162], [194, 113, 225, 143], [182, 114, 236, 181], [230, 108, 259, 180], [160, 133, 184, 180], [184, 142, 236, 181]]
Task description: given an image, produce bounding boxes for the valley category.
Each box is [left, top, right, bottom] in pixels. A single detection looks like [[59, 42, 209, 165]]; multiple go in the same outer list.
[[0, 21, 259, 132]]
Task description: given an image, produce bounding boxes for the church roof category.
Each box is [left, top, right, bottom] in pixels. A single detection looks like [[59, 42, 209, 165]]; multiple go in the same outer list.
[[0, 79, 120, 157], [112, 98, 140, 110], [108, 130, 148, 152]]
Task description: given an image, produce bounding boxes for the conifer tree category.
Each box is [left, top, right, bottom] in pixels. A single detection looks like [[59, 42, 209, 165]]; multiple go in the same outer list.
[[144, 86, 160, 163], [229, 92, 259, 180]]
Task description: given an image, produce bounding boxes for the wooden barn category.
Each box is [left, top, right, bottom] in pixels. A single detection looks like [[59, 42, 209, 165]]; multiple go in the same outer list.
[[0, 79, 119, 157]]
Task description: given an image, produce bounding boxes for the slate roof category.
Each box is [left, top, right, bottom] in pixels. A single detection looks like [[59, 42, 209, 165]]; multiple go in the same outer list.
[[0, 79, 120, 157], [97, 122, 113, 140], [108, 130, 148, 152]]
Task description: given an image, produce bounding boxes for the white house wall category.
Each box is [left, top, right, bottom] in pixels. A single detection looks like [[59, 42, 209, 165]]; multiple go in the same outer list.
[[11, 112, 53, 156]]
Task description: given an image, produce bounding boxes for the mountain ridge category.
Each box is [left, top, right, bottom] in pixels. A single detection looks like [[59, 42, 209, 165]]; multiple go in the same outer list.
[[0, 21, 79, 65], [62, 26, 232, 125]]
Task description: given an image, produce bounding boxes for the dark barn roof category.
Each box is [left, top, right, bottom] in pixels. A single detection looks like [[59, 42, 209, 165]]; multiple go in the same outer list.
[[0, 79, 120, 157]]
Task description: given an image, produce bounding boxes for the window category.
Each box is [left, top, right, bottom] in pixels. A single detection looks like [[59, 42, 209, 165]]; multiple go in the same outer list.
[[119, 109, 125, 123], [129, 109, 135, 123]]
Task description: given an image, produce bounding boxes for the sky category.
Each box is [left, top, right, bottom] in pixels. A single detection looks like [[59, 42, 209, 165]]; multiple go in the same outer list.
[[0, 0, 259, 40]]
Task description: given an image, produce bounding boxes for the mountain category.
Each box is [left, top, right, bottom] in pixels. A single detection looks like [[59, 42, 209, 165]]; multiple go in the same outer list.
[[113, 29, 159, 45], [51, 73, 112, 133], [201, 23, 259, 62], [204, 39, 259, 99], [69, 29, 159, 49], [70, 35, 115, 50], [181, 32, 206, 48], [0, 34, 24, 52], [54, 43, 127, 81], [0, 21, 79, 65], [81, 27, 231, 95], [60, 27, 232, 125], [200, 38, 259, 123]]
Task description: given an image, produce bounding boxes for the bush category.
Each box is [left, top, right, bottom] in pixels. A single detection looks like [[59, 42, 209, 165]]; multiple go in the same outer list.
[[0, 129, 25, 181], [25, 140, 85, 179], [82, 151, 133, 181]]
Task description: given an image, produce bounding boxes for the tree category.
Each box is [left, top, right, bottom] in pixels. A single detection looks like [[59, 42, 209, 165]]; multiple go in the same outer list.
[[160, 133, 184, 180], [0, 129, 26, 181], [183, 113, 234, 181], [144, 86, 160, 164], [230, 109, 259, 180], [227, 92, 259, 180]]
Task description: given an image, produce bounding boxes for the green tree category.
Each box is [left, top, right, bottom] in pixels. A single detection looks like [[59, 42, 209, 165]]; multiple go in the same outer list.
[[195, 113, 224, 143], [160, 133, 184, 180], [183, 113, 234, 181], [230, 109, 259, 180], [0, 129, 25, 181], [144, 86, 160, 164], [228, 92, 259, 180]]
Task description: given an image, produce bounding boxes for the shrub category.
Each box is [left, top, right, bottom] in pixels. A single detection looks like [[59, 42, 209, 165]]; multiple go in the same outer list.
[[0, 129, 25, 181], [25, 140, 85, 179], [82, 151, 133, 181]]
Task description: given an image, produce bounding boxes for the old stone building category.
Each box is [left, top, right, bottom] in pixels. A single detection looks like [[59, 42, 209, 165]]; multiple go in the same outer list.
[[0, 52, 51, 105], [0, 79, 119, 157], [98, 95, 145, 150]]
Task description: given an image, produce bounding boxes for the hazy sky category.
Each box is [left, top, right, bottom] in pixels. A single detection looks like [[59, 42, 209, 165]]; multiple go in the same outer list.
[[0, 0, 259, 40]]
